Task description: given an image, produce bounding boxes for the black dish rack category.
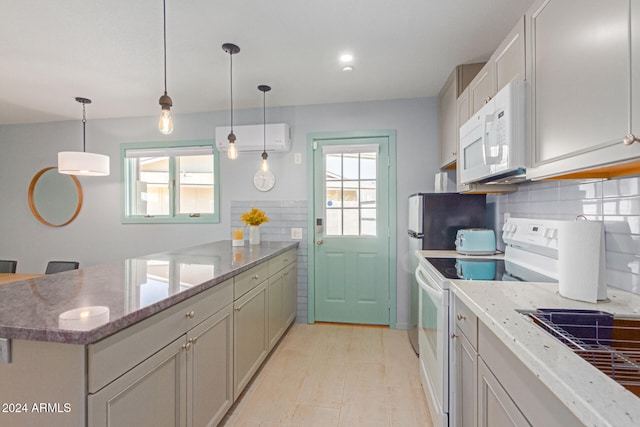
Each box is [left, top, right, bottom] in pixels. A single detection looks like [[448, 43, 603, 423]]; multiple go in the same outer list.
[[525, 309, 640, 397]]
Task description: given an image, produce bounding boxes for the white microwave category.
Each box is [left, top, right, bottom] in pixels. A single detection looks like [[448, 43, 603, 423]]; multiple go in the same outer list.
[[459, 80, 526, 185]]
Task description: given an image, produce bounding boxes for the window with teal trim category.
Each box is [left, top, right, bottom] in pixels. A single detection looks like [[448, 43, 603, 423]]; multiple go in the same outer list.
[[121, 141, 220, 223]]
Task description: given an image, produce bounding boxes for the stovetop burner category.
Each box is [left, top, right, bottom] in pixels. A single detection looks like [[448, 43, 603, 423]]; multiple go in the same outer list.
[[425, 257, 557, 283]]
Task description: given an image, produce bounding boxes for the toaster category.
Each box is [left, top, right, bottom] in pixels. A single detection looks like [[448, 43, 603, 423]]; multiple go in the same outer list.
[[455, 228, 496, 255]]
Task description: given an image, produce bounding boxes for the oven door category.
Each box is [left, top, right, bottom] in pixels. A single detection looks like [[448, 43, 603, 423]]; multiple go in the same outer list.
[[416, 264, 449, 427]]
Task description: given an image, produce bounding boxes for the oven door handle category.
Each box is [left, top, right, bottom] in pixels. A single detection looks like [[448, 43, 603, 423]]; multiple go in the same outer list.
[[415, 265, 444, 302]]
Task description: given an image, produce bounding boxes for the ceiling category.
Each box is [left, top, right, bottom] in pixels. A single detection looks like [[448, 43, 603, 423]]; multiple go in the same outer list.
[[0, 0, 533, 125]]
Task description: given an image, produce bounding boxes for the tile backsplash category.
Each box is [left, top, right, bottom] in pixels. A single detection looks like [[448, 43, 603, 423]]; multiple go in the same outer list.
[[493, 176, 640, 294], [231, 200, 308, 322]]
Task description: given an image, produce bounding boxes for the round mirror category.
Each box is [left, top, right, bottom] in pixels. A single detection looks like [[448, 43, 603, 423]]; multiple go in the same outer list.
[[28, 167, 83, 227]]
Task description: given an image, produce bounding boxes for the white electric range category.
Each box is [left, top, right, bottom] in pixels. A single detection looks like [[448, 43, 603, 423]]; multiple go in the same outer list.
[[415, 218, 562, 427]]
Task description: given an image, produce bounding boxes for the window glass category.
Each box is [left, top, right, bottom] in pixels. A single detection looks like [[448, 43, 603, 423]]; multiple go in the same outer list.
[[323, 149, 378, 236], [121, 141, 219, 224]]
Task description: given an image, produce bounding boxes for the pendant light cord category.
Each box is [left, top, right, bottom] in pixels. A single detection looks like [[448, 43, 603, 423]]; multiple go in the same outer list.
[[163, 0, 167, 94], [229, 52, 234, 132], [263, 90, 266, 153], [82, 102, 87, 152]]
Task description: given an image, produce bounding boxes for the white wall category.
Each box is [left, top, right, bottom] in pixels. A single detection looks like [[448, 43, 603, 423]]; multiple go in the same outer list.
[[0, 96, 439, 327]]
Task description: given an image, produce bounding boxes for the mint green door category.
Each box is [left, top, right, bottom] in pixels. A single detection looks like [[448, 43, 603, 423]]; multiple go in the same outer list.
[[312, 136, 391, 325]]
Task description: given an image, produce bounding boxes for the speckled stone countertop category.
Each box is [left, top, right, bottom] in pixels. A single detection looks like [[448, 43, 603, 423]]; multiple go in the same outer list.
[[417, 250, 640, 427], [0, 241, 297, 345]]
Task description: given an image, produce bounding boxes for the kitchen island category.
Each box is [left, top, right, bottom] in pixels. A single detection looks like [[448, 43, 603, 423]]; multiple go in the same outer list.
[[0, 240, 298, 427]]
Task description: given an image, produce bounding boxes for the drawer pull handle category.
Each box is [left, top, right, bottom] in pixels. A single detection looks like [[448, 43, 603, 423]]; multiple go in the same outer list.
[[186, 311, 195, 319], [450, 333, 458, 339], [190, 337, 198, 345], [182, 341, 192, 351], [253, 275, 259, 280], [457, 314, 466, 321], [624, 133, 640, 145]]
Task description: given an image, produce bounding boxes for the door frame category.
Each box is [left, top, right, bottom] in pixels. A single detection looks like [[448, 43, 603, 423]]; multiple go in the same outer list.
[[306, 130, 397, 328]]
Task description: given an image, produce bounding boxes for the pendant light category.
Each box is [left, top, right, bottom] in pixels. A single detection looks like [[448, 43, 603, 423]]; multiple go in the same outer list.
[[158, 0, 173, 134], [58, 97, 110, 176], [258, 85, 271, 172], [223, 43, 240, 159]]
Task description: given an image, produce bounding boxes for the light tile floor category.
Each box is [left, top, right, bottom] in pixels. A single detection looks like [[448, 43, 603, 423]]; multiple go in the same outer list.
[[220, 323, 432, 426]]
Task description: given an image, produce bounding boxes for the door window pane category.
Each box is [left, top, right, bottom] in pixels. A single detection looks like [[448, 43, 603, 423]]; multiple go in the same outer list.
[[324, 150, 377, 236], [326, 209, 342, 235]]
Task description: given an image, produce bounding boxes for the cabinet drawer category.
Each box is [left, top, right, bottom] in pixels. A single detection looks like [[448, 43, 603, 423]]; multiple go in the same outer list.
[[268, 249, 297, 275], [187, 279, 233, 328], [454, 296, 478, 348], [88, 280, 233, 394], [234, 262, 269, 299]]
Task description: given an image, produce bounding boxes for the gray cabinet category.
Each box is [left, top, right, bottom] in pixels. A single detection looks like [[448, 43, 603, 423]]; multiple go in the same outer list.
[[468, 16, 525, 117], [268, 249, 298, 349], [634, 2, 640, 139], [89, 281, 234, 427], [455, 17, 524, 194], [451, 295, 582, 427], [233, 247, 298, 399], [477, 358, 529, 427], [454, 328, 478, 427], [451, 296, 479, 427], [468, 63, 495, 116], [493, 16, 526, 94], [233, 279, 268, 399], [89, 336, 188, 427], [439, 63, 485, 168], [186, 304, 233, 427], [527, 0, 640, 179]]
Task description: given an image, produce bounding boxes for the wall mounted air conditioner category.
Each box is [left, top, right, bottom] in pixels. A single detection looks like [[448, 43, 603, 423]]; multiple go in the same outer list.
[[215, 123, 291, 152]]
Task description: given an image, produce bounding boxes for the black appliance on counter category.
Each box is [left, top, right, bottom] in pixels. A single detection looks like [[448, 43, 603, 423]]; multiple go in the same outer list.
[[407, 193, 487, 354]]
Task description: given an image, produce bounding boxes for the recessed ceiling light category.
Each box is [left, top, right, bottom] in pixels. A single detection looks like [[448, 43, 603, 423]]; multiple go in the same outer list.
[[342, 66, 354, 72], [340, 53, 353, 63]]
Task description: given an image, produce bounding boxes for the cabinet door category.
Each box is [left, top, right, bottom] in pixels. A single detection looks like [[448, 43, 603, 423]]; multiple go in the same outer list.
[[528, 0, 638, 179], [469, 63, 495, 115], [233, 280, 268, 399], [89, 336, 187, 427], [478, 358, 530, 427], [453, 328, 478, 427], [440, 71, 459, 167], [283, 262, 298, 327], [187, 303, 233, 427], [268, 274, 285, 350], [633, 0, 640, 137], [493, 16, 525, 92]]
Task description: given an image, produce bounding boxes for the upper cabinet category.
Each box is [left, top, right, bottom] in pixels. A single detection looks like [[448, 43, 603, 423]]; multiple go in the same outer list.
[[468, 63, 495, 115], [454, 17, 525, 194], [527, 0, 640, 179], [439, 63, 485, 168], [468, 17, 526, 116], [631, 1, 640, 145]]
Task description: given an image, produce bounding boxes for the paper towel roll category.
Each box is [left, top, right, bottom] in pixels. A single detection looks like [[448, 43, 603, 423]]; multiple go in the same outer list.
[[557, 220, 607, 303]]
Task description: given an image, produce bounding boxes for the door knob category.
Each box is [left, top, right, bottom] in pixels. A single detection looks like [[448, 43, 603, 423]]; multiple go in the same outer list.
[[624, 133, 640, 145], [316, 239, 323, 245]]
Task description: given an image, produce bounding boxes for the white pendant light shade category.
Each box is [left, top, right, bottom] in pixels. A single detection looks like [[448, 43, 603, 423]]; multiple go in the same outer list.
[[58, 151, 110, 176], [57, 97, 110, 176]]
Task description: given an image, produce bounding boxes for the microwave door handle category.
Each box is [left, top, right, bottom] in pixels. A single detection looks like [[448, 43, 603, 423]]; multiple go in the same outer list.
[[482, 111, 502, 164]]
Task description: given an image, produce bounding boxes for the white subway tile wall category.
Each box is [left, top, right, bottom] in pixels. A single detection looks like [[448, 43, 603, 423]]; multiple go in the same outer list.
[[493, 176, 640, 294], [231, 201, 308, 322]]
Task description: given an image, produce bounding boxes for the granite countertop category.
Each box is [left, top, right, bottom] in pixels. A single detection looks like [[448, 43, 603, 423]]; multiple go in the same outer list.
[[416, 250, 640, 427], [0, 241, 298, 345]]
